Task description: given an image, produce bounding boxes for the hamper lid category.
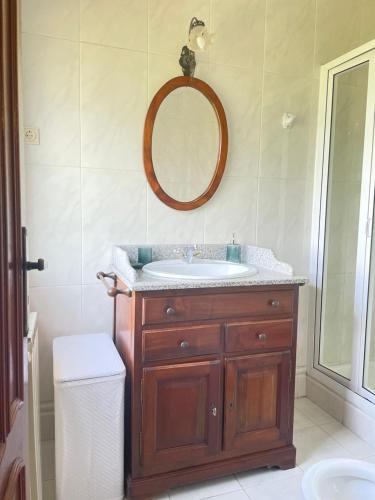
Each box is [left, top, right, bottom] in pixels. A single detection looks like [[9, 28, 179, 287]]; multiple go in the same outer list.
[[53, 333, 125, 383]]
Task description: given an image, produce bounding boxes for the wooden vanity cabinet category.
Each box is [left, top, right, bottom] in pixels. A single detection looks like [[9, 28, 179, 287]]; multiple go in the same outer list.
[[115, 283, 300, 499]]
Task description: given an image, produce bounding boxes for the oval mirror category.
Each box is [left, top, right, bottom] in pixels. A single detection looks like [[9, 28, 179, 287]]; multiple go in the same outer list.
[[144, 76, 228, 211]]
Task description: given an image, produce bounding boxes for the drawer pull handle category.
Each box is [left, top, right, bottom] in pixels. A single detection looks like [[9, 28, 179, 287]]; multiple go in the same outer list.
[[180, 340, 190, 349], [270, 299, 280, 308], [257, 333, 268, 341], [166, 307, 176, 316], [210, 404, 217, 417]]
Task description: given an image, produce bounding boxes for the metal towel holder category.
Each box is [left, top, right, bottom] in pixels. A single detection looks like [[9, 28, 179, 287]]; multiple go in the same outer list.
[[96, 271, 132, 298]]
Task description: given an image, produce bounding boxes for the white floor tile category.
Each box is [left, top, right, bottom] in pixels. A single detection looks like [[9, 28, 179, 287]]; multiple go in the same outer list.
[[41, 440, 55, 481], [42, 399, 374, 500], [294, 425, 351, 470], [204, 491, 249, 500], [293, 408, 316, 431], [43, 479, 55, 500], [169, 475, 241, 500], [236, 465, 302, 489], [245, 470, 305, 500], [321, 422, 375, 459], [295, 397, 337, 425]]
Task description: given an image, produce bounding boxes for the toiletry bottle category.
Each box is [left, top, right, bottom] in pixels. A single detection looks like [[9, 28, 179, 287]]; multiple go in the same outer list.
[[226, 234, 241, 263]]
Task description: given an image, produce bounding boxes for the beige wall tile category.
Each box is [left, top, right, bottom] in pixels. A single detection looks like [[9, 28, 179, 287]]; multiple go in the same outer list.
[[21, 0, 79, 40], [211, 0, 265, 72], [22, 34, 80, 166], [204, 176, 257, 244], [257, 178, 308, 273], [80, 43, 147, 170], [26, 165, 82, 287], [316, 0, 362, 69], [148, 53, 210, 103], [265, 0, 315, 77], [148, 0, 210, 58], [146, 186, 205, 244], [81, 284, 114, 335], [208, 64, 262, 178], [30, 285, 82, 402], [81, 168, 146, 284], [360, 0, 375, 43], [80, 0, 148, 50], [260, 72, 313, 180]]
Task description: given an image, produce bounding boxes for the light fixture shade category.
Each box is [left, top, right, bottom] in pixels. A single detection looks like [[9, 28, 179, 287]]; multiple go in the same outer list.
[[188, 25, 214, 52]]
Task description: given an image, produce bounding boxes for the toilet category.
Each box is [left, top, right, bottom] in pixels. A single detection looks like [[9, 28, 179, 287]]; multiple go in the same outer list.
[[302, 458, 375, 500]]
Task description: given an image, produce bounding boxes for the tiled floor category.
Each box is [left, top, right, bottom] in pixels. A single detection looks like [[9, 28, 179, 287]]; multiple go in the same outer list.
[[42, 398, 375, 500]]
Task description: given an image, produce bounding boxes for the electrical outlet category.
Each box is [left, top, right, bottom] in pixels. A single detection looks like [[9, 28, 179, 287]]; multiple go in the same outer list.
[[24, 127, 40, 145]]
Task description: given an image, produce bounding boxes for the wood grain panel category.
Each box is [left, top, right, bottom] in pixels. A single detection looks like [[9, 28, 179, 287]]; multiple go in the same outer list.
[[224, 352, 292, 453], [143, 324, 222, 362], [3, 459, 25, 500], [113, 284, 301, 498], [141, 360, 222, 475], [225, 319, 293, 353], [142, 289, 294, 325], [0, 1, 26, 498]]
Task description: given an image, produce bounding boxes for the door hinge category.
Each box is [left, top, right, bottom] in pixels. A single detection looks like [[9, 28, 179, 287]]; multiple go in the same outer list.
[[140, 378, 143, 406]]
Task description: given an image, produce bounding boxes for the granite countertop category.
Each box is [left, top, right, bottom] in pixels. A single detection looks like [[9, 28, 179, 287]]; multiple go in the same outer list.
[[111, 244, 308, 292]]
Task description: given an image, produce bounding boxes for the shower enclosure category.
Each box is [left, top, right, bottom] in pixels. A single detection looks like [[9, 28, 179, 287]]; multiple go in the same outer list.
[[312, 40, 375, 405]]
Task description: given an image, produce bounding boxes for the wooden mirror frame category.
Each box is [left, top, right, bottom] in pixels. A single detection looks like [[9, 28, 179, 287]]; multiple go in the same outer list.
[[143, 76, 228, 211]]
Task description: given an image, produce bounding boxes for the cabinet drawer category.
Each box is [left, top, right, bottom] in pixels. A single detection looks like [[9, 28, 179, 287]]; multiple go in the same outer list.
[[143, 324, 222, 362], [142, 289, 294, 325], [225, 319, 293, 353]]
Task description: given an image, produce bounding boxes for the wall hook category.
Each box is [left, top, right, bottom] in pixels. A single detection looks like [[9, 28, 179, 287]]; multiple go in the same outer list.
[[282, 112, 296, 129]]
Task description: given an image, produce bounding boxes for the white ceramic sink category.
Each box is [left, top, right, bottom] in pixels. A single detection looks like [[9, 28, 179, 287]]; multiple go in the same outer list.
[[142, 259, 258, 280]]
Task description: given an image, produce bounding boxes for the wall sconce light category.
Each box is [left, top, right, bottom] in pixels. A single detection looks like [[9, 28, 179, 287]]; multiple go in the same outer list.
[[281, 112, 296, 129], [179, 17, 213, 77]]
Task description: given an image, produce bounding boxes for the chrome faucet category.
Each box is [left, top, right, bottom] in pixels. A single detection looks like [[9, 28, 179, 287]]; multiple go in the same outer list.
[[174, 245, 201, 264]]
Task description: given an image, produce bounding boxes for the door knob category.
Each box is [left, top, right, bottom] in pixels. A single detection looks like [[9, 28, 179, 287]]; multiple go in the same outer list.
[[24, 258, 45, 271]]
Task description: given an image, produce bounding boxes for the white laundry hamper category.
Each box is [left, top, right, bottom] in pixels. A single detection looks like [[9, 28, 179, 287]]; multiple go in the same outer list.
[[53, 333, 125, 500]]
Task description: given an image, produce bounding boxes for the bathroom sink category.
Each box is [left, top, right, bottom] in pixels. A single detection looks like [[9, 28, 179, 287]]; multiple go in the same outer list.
[[142, 259, 258, 280]]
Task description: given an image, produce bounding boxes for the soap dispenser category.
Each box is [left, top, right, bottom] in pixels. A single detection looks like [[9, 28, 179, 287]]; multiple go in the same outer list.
[[226, 234, 241, 263]]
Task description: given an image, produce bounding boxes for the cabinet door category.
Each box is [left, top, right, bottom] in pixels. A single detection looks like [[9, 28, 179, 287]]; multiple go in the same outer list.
[[224, 352, 292, 454], [141, 360, 222, 474]]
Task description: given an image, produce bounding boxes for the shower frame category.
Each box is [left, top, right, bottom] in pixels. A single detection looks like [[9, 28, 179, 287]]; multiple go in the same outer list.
[[309, 39, 375, 411]]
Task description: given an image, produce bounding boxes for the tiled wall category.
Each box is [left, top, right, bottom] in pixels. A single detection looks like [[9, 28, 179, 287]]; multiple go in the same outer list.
[[21, 0, 375, 413]]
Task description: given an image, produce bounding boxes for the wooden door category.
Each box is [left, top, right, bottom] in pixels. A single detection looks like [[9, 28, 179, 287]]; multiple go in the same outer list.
[[0, 0, 26, 498], [224, 352, 292, 454], [141, 360, 222, 474]]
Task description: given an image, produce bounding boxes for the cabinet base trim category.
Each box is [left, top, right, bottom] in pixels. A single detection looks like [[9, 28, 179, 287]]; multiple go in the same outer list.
[[126, 445, 296, 499]]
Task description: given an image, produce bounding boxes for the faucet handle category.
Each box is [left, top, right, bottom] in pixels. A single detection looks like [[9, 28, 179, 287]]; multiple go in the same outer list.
[[174, 245, 201, 262], [192, 244, 200, 254]]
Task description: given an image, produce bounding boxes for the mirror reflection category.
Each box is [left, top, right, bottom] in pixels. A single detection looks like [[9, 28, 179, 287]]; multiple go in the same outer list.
[[152, 87, 219, 202]]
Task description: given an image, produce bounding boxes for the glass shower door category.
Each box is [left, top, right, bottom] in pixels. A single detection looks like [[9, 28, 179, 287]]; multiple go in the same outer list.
[[317, 60, 371, 384], [364, 232, 375, 395]]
